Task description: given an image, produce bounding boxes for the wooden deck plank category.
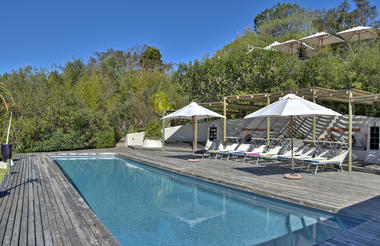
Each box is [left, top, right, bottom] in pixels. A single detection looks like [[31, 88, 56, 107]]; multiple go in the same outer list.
[[40, 154, 72, 245], [0, 153, 119, 245], [3, 153, 26, 245], [35, 154, 64, 245], [34, 154, 54, 246], [18, 153, 30, 246], [45, 155, 114, 245], [0, 154, 21, 240], [31, 154, 44, 246], [41, 156, 83, 246], [44, 156, 96, 246], [27, 154, 36, 246]]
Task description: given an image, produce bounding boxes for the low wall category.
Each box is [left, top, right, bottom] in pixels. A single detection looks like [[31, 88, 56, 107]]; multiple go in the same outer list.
[[125, 132, 145, 147]]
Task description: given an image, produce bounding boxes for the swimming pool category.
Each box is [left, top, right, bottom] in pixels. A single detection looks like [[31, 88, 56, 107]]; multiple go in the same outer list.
[[52, 154, 361, 246]]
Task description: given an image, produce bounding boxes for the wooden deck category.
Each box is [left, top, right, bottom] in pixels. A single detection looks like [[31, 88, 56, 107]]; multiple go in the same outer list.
[[1, 148, 380, 245], [0, 153, 119, 246]]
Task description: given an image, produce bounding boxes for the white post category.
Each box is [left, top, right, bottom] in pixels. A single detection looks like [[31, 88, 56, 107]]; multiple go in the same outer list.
[[6, 112, 12, 144], [290, 116, 294, 173]]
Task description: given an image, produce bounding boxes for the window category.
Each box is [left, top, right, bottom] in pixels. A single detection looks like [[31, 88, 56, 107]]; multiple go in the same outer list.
[[370, 126, 379, 150], [209, 127, 217, 141]]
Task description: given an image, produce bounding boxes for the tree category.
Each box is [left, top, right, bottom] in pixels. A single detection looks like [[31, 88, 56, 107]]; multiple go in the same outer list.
[[139, 46, 164, 70], [0, 82, 13, 112], [254, 3, 316, 39], [62, 59, 86, 87], [314, 0, 378, 33], [352, 0, 378, 26]]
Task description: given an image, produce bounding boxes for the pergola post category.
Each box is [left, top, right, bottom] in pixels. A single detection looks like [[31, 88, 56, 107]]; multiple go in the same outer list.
[[223, 97, 227, 144], [162, 111, 166, 152], [348, 90, 353, 172], [312, 89, 317, 142], [266, 95, 271, 147], [194, 118, 198, 152]]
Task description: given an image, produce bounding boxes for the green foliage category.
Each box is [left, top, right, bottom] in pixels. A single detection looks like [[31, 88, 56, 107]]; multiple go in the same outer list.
[[254, 3, 317, 39], [0, 46, 184, 152], [144, 120, 162, 139], [152, 91, 169, 114], [75, 73, 104, 111], [139, 46, 164, 70], [314, 0, 377, 33]]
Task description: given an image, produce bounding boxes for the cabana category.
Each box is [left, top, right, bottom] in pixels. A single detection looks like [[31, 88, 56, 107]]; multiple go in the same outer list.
[[199, 87, 380, 171]]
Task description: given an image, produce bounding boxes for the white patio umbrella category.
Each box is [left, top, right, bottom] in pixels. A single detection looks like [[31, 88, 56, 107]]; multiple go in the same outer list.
[[263, 41, 281, 50], [244, 94, 341, 177], [300, 32, 344, 47], [246, 41, 281, 54], [337, 26, 378, 42], [161, 102, 225, 158], [272, 40, 314, 55]]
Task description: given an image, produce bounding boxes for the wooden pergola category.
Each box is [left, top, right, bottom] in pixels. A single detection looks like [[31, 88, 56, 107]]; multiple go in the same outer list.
[[199, 87, 380, 171]]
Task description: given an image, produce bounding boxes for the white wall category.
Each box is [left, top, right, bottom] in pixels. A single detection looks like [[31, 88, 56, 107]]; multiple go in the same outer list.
[[125, 132, 145, 146]]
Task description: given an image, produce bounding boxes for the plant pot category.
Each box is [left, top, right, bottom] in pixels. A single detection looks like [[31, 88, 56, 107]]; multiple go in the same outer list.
[[142, 139, 162, 148], [1, 144, 12, 162]]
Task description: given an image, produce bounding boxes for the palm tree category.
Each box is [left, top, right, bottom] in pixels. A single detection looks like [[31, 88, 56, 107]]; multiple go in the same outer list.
[[0, 82, 13, 111]]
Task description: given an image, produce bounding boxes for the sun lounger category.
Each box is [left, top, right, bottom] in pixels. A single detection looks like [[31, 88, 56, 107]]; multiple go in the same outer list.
[[229, 143, 254, 162], [215, 143, 239, 160], [255, 144, 284, 165], [202, 141, 223, 159], [304, 149, 348, 174], [242, 144, 271, 163], [243, 144, 268, 163]]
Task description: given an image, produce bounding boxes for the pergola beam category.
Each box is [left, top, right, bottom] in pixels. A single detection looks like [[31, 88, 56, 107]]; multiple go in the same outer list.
[[352, 93, 380, 103], [200, 102, 264, 111], [223, 97, 227, 144], [348, 90, 353, 172]]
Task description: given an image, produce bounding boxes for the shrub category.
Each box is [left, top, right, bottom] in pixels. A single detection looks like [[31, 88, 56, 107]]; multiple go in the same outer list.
[[144, 120, 162, 139]]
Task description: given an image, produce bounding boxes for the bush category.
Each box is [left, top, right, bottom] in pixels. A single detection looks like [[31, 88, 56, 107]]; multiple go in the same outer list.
[[32, 129, 85, 152], [93, 129, 115, 148], [144, 120, 162, 139]]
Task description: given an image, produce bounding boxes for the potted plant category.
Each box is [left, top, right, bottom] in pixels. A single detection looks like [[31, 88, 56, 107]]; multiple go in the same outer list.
[[1, 112, 12, 164], [0, 82, 14, 166], [142, 120, 163, 148]]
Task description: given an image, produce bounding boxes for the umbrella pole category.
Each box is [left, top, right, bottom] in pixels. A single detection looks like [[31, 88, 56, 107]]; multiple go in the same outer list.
[[192, 116, 195, 157], [195, 118, 197, 153], [290, 116, 295, 174]]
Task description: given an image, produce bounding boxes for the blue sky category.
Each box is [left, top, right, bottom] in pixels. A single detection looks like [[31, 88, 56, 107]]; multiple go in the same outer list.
[[0, 0, 378, 74]]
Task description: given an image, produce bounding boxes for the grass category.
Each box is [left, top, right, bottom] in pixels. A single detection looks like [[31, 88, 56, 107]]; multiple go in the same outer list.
[[0, 168, 7, 184]]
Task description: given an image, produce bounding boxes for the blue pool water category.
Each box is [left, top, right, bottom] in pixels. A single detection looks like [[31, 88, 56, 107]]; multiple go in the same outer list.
[[52, 155, 361, 246]]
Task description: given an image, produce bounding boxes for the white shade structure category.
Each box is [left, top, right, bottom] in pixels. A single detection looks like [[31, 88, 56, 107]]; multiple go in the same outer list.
[[263, 41, 281, 50], [246, 41, 281, 54], [272, 40, 314, 55], [300, 32, 344, 47], [244, 94, 341, 176], [337, 26, 379, 42], [161, 102, 225, 157]]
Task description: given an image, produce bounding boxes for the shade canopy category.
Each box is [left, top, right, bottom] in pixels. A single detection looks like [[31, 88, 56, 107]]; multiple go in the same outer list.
[[263, 41, 281, 50], [244, 94, 341, 176], [244, 94, 341, 119], [161, 102, 225, 121], [299, 32, 344, 47], [337, 26, 378, 42], [272, 40, 314, 55], [161, 102, 225, 157]]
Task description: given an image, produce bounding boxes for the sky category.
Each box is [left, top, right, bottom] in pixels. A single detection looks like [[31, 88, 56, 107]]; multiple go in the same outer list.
[[0, 0, 379, 74]]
